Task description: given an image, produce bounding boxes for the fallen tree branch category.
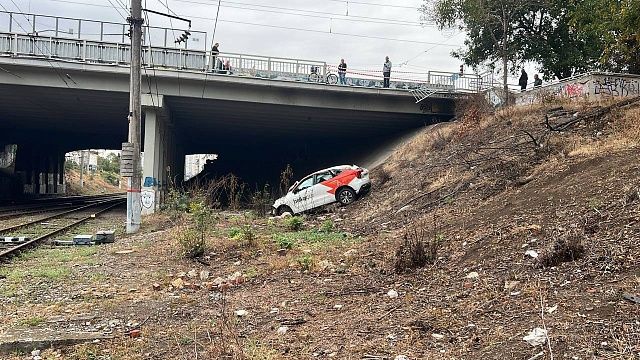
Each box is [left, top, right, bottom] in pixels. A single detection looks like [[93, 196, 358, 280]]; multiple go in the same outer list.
[[546, 96, 640, 131]]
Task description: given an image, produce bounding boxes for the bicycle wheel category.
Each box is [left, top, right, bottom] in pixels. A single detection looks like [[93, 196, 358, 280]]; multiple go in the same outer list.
[[326, 73, 338, 85], [309, 73, 320, 82]]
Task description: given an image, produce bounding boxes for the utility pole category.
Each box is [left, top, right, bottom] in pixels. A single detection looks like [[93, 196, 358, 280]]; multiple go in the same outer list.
[[126, 0, 143, 234]]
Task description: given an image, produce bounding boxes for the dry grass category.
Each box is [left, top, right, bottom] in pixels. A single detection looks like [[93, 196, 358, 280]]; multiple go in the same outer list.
[[386, 123, 456, 172]]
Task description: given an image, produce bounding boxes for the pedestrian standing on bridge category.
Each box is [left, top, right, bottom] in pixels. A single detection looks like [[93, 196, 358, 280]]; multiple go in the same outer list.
[[211, 42, 220, 71], [519, 68, 528, 91], [534, 74, 542, 87], [338, 59, 347, 85], [383, 56, 392, 88]]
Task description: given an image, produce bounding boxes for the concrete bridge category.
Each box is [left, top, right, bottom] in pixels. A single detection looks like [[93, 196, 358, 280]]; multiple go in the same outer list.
[[0, 11, 490, 205]]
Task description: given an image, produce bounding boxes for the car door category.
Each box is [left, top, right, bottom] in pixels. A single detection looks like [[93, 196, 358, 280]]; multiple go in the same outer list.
[[312, 171, 337, 206], [289, 175, 314, 213]]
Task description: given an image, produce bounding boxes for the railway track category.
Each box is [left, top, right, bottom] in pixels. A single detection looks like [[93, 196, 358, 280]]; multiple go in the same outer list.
[[0, 194, 124, 220], [0, 197, 125, 261]]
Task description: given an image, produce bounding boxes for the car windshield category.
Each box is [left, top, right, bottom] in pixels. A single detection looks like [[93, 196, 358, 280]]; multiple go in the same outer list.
[[294, 176, 314, 192]]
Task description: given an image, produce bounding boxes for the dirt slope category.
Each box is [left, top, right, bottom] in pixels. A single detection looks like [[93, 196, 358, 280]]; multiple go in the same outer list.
[[65, 169, 124, 195], [340, 97, 640, 358], [1, 98, 638, 360]]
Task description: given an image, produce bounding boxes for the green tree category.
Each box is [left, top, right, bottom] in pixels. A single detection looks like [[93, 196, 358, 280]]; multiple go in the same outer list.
[[97, 153, 120, 174], [423, 0, 543, 103], [569, 0, 640, 73], [519, 1, 602, 79]]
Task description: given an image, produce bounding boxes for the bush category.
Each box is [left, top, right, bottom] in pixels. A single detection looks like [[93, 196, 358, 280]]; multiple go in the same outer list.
[[274, 235, 296, 249], [377, 167, 391, 186], [297, 254, 314, 271], [318, 219, 334, 233], [250, 184, 273, 217], [537, 231, 585, 268], [176, 226, 205, 258], [284, 216, 304, 231], [394, 226, 440, 273]]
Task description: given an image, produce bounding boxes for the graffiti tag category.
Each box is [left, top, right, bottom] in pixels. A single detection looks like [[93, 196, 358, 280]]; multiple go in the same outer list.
[[594, 76, 640, 97]]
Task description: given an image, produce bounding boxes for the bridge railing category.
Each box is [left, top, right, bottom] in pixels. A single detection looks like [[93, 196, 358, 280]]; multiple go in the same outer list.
[[0, 10, 208, 51], [426, 70, 494, 93], [0, 11, 493, 94]]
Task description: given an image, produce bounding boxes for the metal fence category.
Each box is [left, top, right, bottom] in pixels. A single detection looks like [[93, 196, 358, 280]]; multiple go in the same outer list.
[[0, 10, 207, 51], [0, 11, 493, 94]]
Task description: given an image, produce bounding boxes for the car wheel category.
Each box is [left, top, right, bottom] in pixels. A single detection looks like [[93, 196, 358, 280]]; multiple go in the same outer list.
[[277, 205, 293, 216], [337, 187, 356, 205]]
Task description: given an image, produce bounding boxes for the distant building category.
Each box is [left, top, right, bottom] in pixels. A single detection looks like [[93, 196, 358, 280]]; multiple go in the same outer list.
[[65, 150, 99, 172]]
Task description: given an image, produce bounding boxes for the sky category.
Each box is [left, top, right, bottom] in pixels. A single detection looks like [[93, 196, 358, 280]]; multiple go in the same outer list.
[[1, 0, 468, 80]]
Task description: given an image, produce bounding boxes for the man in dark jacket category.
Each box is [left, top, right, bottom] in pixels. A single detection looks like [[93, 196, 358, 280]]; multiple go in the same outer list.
[[338, 59, 347, 85], [519, 69, 528, 91], [211, 42, 220, 71]]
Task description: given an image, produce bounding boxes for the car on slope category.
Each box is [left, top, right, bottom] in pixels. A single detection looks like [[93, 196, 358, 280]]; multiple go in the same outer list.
[[273, 165, 371, 215]]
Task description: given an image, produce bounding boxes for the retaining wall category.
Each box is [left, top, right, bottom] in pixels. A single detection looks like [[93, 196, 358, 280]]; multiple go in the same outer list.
[[515, 72, 640, 106]]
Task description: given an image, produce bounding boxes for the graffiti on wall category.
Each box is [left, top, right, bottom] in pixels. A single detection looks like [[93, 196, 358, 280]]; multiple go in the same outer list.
[[593, 76, 640, 97], [0, 145, 17, 169], [516, 80, 589, 105]]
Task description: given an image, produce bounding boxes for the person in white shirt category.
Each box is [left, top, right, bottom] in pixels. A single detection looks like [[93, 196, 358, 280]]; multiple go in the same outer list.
[[383, 56, 392, 88]]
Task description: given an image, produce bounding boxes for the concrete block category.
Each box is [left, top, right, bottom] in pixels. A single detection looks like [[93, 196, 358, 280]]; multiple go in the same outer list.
[[53, 240, 74, 246], [72, 235, 93, 245], [0, 328, 113, 355], [94, 230, 115, 244]]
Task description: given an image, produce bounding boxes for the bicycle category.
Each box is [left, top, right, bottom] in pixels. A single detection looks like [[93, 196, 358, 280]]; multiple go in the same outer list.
[[308, 66, 338, 85]]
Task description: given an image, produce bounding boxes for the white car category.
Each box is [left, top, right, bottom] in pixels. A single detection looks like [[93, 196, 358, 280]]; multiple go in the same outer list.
[[273, 165, 371, 215]]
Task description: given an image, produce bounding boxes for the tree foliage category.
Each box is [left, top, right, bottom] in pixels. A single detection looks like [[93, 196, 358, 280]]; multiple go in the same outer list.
[[423, 0, 640, 82], [569, 0, 640, 73], [97, 153, 120, 174]]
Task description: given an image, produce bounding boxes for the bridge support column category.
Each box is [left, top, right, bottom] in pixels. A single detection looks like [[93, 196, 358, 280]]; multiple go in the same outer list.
[[142, 95, 175, 215]]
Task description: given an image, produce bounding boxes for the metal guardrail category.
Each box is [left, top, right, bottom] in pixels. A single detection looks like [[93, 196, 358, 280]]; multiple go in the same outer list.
[[0, 11, 494, 94], [0, 10, 207, 51]]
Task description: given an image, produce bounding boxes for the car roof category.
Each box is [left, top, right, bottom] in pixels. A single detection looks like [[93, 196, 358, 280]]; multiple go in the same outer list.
[[301, 165, 356, 179]]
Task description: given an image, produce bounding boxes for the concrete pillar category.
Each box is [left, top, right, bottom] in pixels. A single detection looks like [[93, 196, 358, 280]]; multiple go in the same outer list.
[[47, 153, 55, 194], [142, 109, 162, 215], [141, 94, 172, 215], [58, 153, 66, 194]]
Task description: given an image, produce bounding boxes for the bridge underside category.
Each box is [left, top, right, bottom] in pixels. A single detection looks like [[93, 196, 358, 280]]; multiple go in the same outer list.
[[0, 62, 456, 202]]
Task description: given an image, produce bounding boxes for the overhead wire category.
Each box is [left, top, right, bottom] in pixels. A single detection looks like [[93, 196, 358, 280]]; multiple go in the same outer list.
[[29, 0, 430, 28], [320, 0, 420, 10], [155, 0, 183, 94], [1, 1, 71, 87], [168, 0, 430, 27], [105, 0, 128, 20], [143, 4, 161, 108], [207, 19, 457, 46], [8, 0, 452, 47]]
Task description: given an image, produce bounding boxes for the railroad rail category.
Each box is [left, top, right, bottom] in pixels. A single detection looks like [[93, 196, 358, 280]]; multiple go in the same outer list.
[[0, 194, 124, 219], [0, 196, 125, 261]]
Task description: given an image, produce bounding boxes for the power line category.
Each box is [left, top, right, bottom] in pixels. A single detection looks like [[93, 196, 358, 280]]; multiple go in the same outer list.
[[1, 2, 71, 87], [28, 0, 429, 28], [398, 31, 464, 67], [210, 19, 457, 46], [321, 0, 419, 10], [169, 0, 429, 27], [105, 0, 127, 20], [143, 8, 161, 108], [8, 0, 446, 46]]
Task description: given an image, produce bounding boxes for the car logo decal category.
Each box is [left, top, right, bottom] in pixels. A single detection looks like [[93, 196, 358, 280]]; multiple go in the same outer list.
[[320, 171, 358, 194]]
